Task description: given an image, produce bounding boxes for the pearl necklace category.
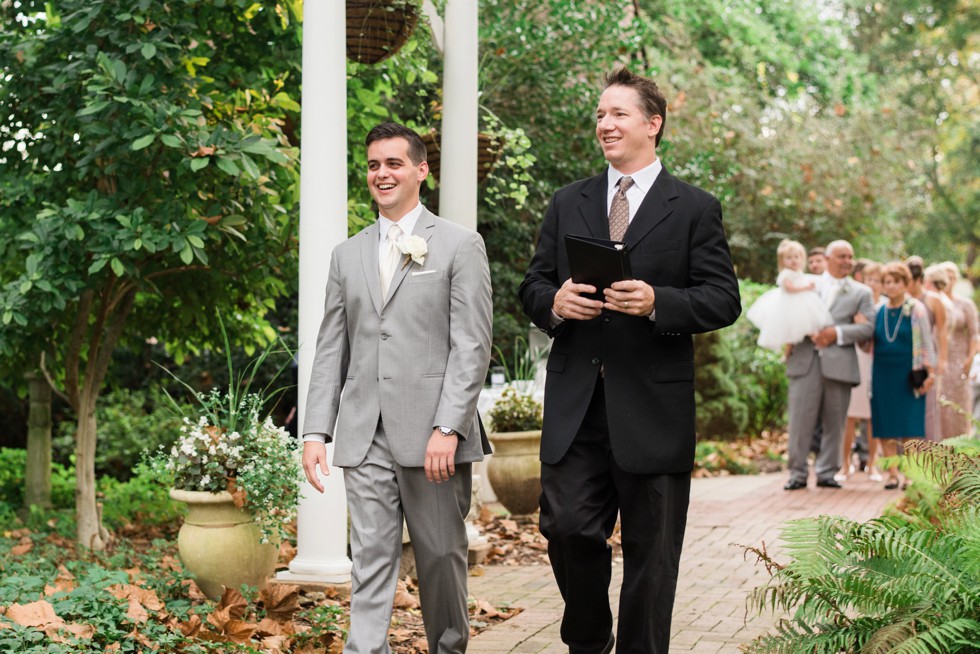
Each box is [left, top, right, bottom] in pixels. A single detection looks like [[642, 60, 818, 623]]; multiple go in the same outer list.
[[883, 303, 904, 343]]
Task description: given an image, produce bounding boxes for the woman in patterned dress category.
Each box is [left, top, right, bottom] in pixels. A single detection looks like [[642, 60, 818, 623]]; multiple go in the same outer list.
[[936, 261, 979, 439]]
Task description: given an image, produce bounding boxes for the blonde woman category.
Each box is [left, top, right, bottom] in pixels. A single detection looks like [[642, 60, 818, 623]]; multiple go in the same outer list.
[[907, 257, 948, 443], [869, 262, 937, 490], [936, 261, 979, 438]]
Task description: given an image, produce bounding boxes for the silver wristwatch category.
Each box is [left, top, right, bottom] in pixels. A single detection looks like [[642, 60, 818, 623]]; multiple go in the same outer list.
[[438, 426, 457, 437]]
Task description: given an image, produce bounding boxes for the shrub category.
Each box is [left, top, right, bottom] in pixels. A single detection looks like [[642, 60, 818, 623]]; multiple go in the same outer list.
[[98, 463, 182, 531], [0, 447, 75, 513], [694, 328, 749, 440], [53, 388, 189, 480], [743, 439, 980, 653]]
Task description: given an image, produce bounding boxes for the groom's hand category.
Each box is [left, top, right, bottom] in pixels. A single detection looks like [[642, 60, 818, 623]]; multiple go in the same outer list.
[[302, 441, 329, 493], [425, 429, 458, 483]]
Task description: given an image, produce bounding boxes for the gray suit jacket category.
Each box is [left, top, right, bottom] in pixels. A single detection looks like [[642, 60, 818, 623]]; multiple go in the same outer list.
[[785, 276, 875, 385], [303, 208, 493, 468]]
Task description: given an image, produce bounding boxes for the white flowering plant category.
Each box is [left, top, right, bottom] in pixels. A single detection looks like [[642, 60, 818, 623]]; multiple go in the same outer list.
[[146, 313, 301, 542]]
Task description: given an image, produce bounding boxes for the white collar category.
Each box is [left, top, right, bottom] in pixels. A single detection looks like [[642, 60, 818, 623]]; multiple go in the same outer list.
[[378, 203, 423, 242], [607, 159, 662, 196]]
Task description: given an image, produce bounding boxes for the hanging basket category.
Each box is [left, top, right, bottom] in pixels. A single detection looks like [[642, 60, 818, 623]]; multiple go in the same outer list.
[[347, 0, 420, 65], [420, 131, 503, 183]]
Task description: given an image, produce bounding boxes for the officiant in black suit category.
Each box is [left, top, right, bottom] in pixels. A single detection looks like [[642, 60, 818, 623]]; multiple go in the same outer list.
[[519, 68, 740, 654]]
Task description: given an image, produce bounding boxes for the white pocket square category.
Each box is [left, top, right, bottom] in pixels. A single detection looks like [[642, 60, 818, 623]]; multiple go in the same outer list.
[[411, 270, 439, 276]]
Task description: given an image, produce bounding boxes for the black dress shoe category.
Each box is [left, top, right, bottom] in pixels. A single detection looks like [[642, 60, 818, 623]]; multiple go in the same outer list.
[[783, 480, 807, 490], [570, 634, 613, 654], [816, 479, 842, 488]]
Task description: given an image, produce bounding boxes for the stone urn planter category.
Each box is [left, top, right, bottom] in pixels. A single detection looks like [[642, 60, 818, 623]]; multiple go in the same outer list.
[[170, 489, 279, 600], [347, 0, 420, 65], [486, 430, 542, 516]]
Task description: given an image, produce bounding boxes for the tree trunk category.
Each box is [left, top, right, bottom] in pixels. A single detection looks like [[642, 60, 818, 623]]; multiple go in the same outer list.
[[74, 392, 108, 550], [24, 371, 52, 509]]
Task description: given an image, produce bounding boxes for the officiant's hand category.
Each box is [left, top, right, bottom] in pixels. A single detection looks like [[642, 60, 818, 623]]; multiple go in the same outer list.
[[604, 280, 655, 316], [302, 441, 330, 493], [553, 279, 603, 320]]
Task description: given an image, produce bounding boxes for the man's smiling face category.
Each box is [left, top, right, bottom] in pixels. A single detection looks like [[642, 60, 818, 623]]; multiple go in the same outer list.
[[595, 84, 661, 174], [366, 137, 428, 220]]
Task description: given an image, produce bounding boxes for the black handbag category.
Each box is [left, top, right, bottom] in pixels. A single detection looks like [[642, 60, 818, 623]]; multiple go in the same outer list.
[[908, 368, 929, 392]]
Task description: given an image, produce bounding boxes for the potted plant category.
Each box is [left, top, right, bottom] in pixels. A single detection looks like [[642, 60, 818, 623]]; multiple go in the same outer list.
[[485, 338, 545, 515], [346, 0, 421, 65], [146, 317, 301, 599]]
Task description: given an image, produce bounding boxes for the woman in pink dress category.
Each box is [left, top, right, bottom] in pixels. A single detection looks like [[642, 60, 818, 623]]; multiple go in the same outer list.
[[936, 261, 979, 439]]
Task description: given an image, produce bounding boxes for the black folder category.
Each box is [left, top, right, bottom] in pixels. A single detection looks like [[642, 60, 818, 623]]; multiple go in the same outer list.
[[564, 234, 632, 301]]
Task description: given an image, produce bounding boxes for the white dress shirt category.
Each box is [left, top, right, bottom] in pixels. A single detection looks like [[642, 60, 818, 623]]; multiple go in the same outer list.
[[304, 204, 424, 444]]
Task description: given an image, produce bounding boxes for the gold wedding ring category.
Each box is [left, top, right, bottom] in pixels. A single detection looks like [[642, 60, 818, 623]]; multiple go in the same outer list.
[[625, 301, 630, 309]]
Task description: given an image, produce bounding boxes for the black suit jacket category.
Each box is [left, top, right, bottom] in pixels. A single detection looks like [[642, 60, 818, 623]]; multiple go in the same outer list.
[[519, 167, 741, 474]]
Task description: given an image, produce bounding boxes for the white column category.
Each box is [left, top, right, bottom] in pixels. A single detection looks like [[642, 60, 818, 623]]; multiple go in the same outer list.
[[279, 0, 352, 584], [439, 0, 479, 230]]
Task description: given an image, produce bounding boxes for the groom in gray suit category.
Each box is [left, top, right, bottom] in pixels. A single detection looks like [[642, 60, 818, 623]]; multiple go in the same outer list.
[[784, 239, 874, 490], [302, 122, 493, 653]]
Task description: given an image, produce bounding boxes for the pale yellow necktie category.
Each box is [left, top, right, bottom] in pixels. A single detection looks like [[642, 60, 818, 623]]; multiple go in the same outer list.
[[380, 223, 403, 298], [608, 176, 634, 241]]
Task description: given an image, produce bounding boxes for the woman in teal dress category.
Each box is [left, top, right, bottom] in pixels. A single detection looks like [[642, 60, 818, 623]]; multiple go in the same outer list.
[[869, 262, 937, 490]]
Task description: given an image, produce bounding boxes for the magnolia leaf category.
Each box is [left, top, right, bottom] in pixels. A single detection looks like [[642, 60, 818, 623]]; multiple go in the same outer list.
[[216, 156, 240, 176], [141, 42, 156, 59], [186, 235, 205, 248], [190, 157, 210, 172], [259, 584, 299, 622], [179, 244, 194, 265], [160, 134, 181, 148], [131, 133, 156, 150], [110, 257, 124, 277]]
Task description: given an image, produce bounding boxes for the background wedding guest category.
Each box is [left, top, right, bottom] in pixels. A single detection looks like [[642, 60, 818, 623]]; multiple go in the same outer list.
[[807, 246, 827, 275], [840, 260, 881, 481], [936, 261, 979, 439], [906, 256, 948, 442], [868, 262, 936, 490]]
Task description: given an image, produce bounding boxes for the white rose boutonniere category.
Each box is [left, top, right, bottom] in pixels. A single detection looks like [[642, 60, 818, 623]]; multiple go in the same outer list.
[[396, 234, 427, 268]]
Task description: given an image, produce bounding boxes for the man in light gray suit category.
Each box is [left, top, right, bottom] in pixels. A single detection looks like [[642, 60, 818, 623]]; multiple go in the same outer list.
[[784, 240, 874, 490], [302, 122, 493, 653]]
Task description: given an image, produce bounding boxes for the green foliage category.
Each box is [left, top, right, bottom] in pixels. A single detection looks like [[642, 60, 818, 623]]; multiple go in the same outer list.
[[0, 529, 193, 653], [487, 386, 543, 433], [53, 388, 189, 480], [694, 441, 758, 476], [491, 336, 544, 383], [292, 603, 348, 649], [98, 463, 182, 531], [743, 440, 980, 653], [694, 329, 750, 441], [0, 448, 75, 512]]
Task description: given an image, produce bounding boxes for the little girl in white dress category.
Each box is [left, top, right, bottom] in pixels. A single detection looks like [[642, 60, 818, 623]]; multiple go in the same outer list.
[[748, 239, 833, 351]]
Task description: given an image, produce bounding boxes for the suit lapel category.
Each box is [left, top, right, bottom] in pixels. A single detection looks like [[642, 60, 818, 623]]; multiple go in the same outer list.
[[624, 167, 677, 249], [360, 223, 383, 315], [383, 209, 436, 307], [574, 174, 609, 238]]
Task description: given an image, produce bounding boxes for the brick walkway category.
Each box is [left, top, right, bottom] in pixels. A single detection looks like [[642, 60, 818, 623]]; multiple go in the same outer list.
[[467, 471, 898, 653]]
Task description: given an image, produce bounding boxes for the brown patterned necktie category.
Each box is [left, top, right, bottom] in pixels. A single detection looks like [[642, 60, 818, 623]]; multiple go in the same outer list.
[[608, 176, 634, 241]]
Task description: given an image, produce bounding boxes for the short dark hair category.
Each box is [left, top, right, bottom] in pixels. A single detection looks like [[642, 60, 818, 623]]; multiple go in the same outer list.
[[365, 122, 427, 165], [808, 247, 826, 258], [603, 68, 667, 146]]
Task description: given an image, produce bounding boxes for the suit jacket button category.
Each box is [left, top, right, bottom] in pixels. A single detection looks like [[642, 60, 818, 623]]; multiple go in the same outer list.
[[602, 316, 611, 323], [381, 333, 389, 340], [591, 357, 600, 365]]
